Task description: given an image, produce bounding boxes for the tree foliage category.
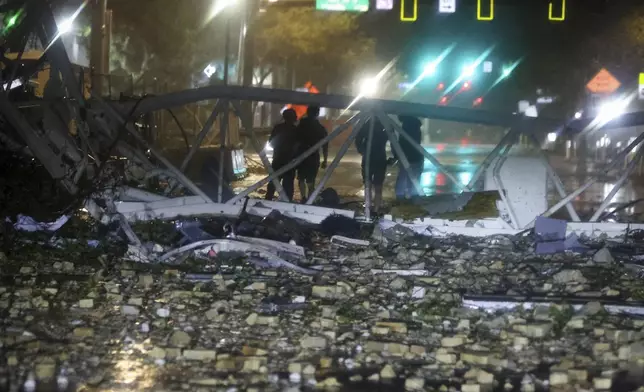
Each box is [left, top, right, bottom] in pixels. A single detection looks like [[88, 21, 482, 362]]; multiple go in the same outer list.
[[108, 0, 225, 90], [254, 8, 376, 90]]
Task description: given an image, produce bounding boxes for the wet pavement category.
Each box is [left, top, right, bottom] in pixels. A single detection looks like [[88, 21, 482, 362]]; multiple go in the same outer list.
[[235, 144, 644, 218], [3, 220, 644, 391], [3, 144, 644, 391]]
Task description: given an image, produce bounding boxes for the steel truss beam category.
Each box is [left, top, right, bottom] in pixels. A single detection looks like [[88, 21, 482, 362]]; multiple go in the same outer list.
[[1, 0, 643, 233], [119, 85, 561, 129]]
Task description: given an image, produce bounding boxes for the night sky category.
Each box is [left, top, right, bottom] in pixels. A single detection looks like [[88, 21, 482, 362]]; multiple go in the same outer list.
[[367, 0, 623, 69]]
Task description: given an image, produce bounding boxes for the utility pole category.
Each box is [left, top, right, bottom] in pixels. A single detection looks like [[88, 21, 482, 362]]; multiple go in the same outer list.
[[238, 0, 258, 134], [241, 0, 258, 88], [90, 0, 107, 96], [223, 17, 230, 85], [104, 9, 112, 77]]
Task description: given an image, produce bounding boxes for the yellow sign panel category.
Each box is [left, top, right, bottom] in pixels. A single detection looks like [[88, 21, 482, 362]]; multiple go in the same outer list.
[[548, 0, 566, 21], [477, 0, 493, 20], [586, 68, 620, 94], [400, 0, 417, 22]]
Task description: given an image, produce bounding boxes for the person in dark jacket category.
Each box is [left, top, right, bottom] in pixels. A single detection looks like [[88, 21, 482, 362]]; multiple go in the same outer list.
[[394, 115, 424, 199], [294, 106, 328, 201], [265, 108, 297, 201], [355, 118, 389, 212]]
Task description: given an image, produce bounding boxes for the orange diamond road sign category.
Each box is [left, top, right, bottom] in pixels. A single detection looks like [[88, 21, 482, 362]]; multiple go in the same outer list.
[[586, 68, 621, 94]]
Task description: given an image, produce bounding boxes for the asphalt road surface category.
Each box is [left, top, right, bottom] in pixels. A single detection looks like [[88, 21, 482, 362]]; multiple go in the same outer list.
[[238, 143, 644, 218]]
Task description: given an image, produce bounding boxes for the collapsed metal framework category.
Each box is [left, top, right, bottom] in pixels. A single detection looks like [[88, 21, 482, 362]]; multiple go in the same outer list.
[[1, 0, 643, 237]]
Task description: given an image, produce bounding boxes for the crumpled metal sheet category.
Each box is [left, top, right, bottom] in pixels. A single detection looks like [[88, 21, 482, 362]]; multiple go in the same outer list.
[[157, 239, 318, 275], [11, 214, 69, 232], [534, 216, 590, 254]]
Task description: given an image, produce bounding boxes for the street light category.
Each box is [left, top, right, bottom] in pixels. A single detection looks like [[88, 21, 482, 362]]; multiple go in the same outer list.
[[359, 77, 378, 97], [462, 64, 475, 78], [574, 111, 582, 119], [209, 0, 238, 20], [547, 132, 557, 142], [58, 17, 74, 34], [6, 14, 18, 28], [423, 61, 438, 76], [597, 99, 627, 122]]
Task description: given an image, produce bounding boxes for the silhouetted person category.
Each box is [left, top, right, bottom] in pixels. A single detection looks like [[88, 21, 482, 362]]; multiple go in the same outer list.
[[265, 108, 297, 201], [356, 118, 389, 212], [395, 115, 424, 199], [295, 106, 328, 201]]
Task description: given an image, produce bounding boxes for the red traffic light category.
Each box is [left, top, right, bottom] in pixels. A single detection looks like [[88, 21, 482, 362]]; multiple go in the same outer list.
[[439, 96, 449, 105], [473, 97, 483, 106], [436, 82, 445, 91]]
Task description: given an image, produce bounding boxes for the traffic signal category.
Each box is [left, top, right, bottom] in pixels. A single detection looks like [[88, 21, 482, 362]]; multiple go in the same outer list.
[[548, 0, 566, 21], [400, 0, 417, 21], [436, 82, 445, 91], [473, 97, 483, 106], [439, 96, 449, 105], [477, 0, 494, 20], [462, 81, 471, 90]]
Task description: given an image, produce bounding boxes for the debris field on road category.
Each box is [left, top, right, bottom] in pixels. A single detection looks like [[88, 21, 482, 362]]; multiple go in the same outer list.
[[2, 214, 644, 392]]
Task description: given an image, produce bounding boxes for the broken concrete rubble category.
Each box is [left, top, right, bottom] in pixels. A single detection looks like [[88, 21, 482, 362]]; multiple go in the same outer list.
[[3, 209, 644, 390]]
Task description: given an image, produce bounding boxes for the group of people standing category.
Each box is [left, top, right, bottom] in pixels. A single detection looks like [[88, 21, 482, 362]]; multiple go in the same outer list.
[[355, 115, 424, 211], [265, 106, 328, 202], [266, 106, 424, 210]]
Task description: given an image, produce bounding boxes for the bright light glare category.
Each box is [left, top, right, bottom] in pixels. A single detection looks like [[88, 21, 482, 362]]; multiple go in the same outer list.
[[547, 132, 557, 142], [458, 171, 472, 185], [597, 100, 627, 122], [462, 64, 475, 77], [43, 1, 87, 53], [264, 141, 273, 152], [424, 61, 438, 76], [339, 55, 399, 118], [7, 14, 17, 27], [574, 111, 582, 119], [359, 77, 378, 97], [488, 58, 523, 92], [58, 18, 73, 34], [2, 80, 22, 90], [401, 44, 455, 98], [209, 0, 237, 20]]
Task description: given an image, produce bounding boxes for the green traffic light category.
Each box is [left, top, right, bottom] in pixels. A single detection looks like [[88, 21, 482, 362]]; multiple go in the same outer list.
[[7, 15, 17, 27], [501, 67, 512, 78]]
